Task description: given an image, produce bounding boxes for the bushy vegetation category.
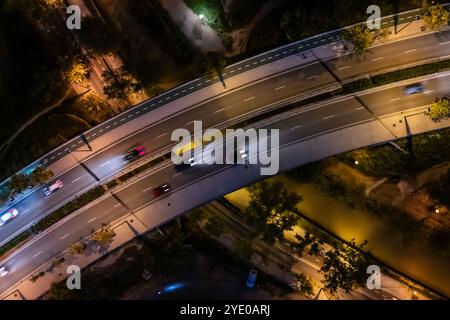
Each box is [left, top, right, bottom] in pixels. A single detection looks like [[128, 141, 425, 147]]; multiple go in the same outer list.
[[31, 186, 105, 232], [247, 0, 435, 53]]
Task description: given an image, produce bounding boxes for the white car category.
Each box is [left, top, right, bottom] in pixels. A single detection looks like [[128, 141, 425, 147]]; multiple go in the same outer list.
[[43, 180, 64, 197], [0, 266, 8, 277], [0, 208, 19, 227]]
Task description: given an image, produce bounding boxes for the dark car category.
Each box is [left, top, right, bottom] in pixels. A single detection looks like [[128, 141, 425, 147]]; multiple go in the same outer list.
[[123, 146, 145, 162], [151, 183, 171, 198]]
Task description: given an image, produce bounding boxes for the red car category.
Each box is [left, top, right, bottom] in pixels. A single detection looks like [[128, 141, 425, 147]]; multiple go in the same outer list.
[[123, 146, 145, 162]]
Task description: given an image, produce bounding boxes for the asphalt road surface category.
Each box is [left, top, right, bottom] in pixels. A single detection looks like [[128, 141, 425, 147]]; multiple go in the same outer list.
[[1, 29, 450, 248], [1, 72, 449, 296]]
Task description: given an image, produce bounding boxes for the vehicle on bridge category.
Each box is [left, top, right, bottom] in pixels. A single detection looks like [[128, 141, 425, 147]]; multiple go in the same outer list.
[[403, 83, 424, 95], [43, 180, 64, 197], [151, 183, 171, 198], [0, 208, 19, 227], [0, 266, 9, 277], [123, 145, 145, 162]]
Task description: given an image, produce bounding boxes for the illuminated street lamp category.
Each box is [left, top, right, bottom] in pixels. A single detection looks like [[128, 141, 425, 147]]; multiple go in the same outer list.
[[199, 14, 207, 25], [354, 160, 359, 165]]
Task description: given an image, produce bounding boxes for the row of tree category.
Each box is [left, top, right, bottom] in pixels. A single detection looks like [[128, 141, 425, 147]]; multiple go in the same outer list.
[[342, 3, 449, 55], [0, 167, 54, 202], [243, 180, 372, 296]]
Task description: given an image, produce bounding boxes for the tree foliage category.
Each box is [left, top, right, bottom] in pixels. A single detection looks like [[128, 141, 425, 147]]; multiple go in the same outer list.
[[198, 51, 226, 78], [91, 226, 116, 246], [75, 17, 117, 55], [67, 58, 90, 84], [30, 167, 54, 186], [291, 273, 314, 297], [68, 242, 87, 255], [102, 66, 142, 100], [342, 25, 374, 54], [143, 225, 194, 276], [423, 3, 449, 31], [426, 97, 449, 121], [244, 181, 302, 244], [9, 173, 29, 195], [320, 240, 370, 294]]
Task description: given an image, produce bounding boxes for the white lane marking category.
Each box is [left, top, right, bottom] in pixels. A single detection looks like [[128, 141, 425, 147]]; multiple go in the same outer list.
[[315, 258, 321, 262], [99, 129, 104, 133], [113, 122, 118, 125], [156, 132, 167, 139], [291, 125, 303, 130], [33, 251, 42, 258], [439, 41, 450, 45], [172, 172, 182, 178], [323, 115, 335, 120], [114, 203, 121, 208], [214, 108, 226, 113], [87, 217, 97, 223], [60, 233, 70, 240], [185, 121, 193, 126], [338, 65, 350, 70], [354, 106, 365, 111], [127, 114, 133, 118], [275, 85, 286, 91], [72, 176, 83, 183], [22, 209, 30, 214], [245, 64, 250, 67], [404, 48, 417, 53], [390, 97, 401, 102], [305, 75, 318, 80], [252, 61, 258, 65], [120, 118, 125, 122], [371, 57, 383, 61], [424, 90, 435, 94], [399, 17, 404, 21], [99, 160, 111, 168], [106, 126, 110, 129], [244, 97, 255, 102], [142, 186, 154, 193]]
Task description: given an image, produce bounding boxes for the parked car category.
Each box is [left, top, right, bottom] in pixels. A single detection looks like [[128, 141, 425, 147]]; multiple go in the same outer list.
[[246, 269, 258, 288], [0, 208, 19, 227], [43, 180, 64, 197], [403, 83, 424, 95]]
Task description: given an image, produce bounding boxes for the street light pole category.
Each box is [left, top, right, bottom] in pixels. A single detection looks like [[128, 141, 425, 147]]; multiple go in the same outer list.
[[310, 49, 399, 139]]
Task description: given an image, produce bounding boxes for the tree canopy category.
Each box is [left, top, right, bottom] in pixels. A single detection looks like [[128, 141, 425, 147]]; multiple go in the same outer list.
[[342, 25, 374, 54], [426, 97, 449, 121], [244, 181, 302, 244], [423, 4, 449, 31], [320, 240, 370, 294]]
